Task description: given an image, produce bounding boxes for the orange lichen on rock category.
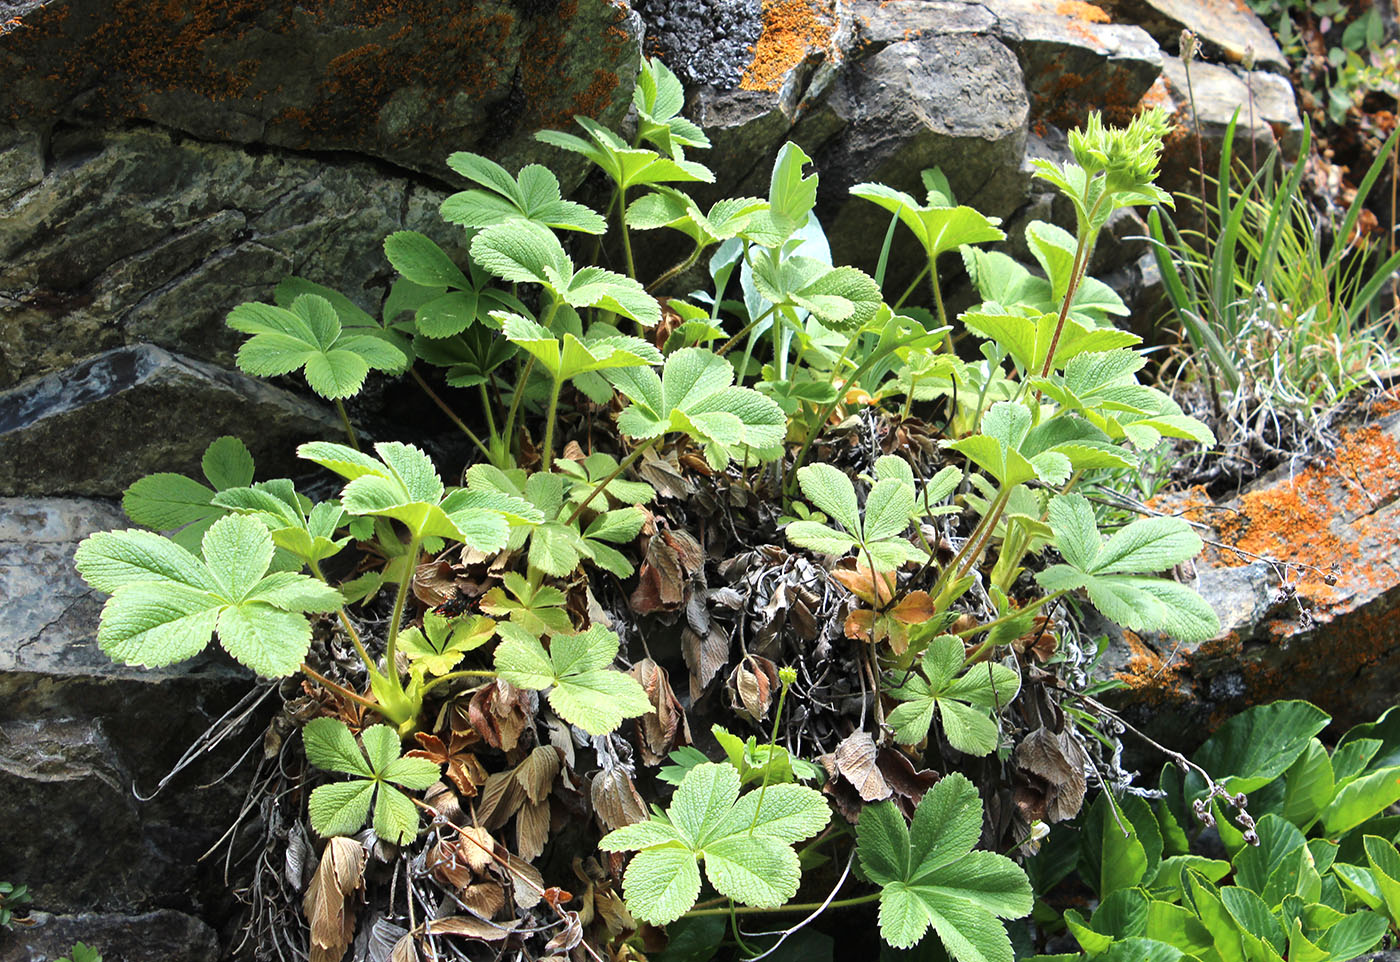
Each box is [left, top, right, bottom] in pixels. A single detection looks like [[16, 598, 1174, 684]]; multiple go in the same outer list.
[[1055, 1, 1110, 23], [1214, 424, 1400, 606], [740, 0, 835, 93]]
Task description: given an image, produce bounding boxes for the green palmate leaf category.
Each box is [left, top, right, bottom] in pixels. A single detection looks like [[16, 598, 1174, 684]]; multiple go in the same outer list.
[[858, 773, 1032, 957], [493, 623, 651, 735], [479, 571, 573, 636], [212, 479, 350, 567], [609, 348, 786, 468], [1036, 493, 1219, 642], [751, 254, 884, 332], [398, 611, 497, 676], [849, 182, 1006, 263], [228, 294, 408, 399], [626, 189, 767, 246], [470, 219, 661, 325], [633, 57, 710, 157], [537, 115, 714, 193], [886, 635, 1020, 754], [961, 310, 1140, 377], [299, 440, 541, 550], [122, 436, 255, 552], [498, 312, 661, 382], [303, 717, 442, 845], [600, 762, 830, 925], [74, 515, 343, 677], [785, 463, 926, 570], [441, 151, 606, 233]]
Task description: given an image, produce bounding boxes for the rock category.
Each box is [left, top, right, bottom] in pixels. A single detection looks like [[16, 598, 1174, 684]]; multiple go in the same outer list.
[[845, 0, 999, 53], [986, 0, 1163, 129], [1105, 0, 1286, 70], [634, 0, 764, 90], [0, 0, 643, 183], [1099, 404, 1400, 749], [1159, 55, 1304, 166], [0, 344, 344, 497], [0, 125, 466, 389], [0, 910, 219, 962], [805, 32, 1031, 284], [0, 497, 258, 914]]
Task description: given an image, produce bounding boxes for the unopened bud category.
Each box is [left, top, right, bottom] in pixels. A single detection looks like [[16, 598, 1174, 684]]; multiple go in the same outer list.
[[1181, 30, 1198, 64], [1242, 44, 1256, 71], [778, 666, 798, 687]]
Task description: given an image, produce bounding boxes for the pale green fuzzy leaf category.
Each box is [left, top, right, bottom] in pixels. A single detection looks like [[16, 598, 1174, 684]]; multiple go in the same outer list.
[[548, 668, 654, 736], [862, 478, 916, 542], [783, 521, 858, 557], [216, 603, 311, 677], [1046, 493, 1100, 572], [75, 528, 219, 594], [470, 219, 571, 285], [309, 781, 376, 838], [603, 762, 828, 923], [1094, 516, 1203, 575], [122, 473, 219, 530], [297, 441, 385, 481], [380, 754, 443, 791], [561, 266, 661, 325], [938, 700, 1000, 755], [359, 725, 400, 774], [96, 584, 221, 669], [767, 143, 818, 239], [303, 717, 373, 776], [619, 845, 703, 926], [372, 784, 422, 844], [244, 573, 344, 612], [961, 310, 1140, 376], [373, 442, 444, 505], [383, 231, 471, 289], [584, 507, 645, 543], [703, 836, 801, 907], [202, 514, 274, 601], [858, 775, 1030, 957], [796, 464, 860, 533], [201, 436, 256, 490], [493, 624, 557, 689]]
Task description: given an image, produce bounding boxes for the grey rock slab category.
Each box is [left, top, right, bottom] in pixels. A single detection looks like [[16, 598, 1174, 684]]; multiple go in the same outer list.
[[0, 910, 219, 962], [985, 0, 1163, 128], [634, 0, 764, 90], [845, 0, 998, 55], [0, 344, 343, 497], [1107, 0, 1285, 69], [1157, 55, 1303, 189], [0, 497, 258, 914], [803, 32, 1031, 287], [0, 0, 643, 184], [0, 125, 462, 388]]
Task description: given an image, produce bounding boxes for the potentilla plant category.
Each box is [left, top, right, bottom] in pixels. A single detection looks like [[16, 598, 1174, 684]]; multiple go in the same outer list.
[[71, 57, 1221, 960]]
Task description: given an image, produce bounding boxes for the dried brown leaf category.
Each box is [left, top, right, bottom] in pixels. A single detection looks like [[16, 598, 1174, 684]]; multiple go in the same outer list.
[[681, 623, 730, 702], [427, 916, 520, 941], [832, 731, 892, 802], [590, 767, 648, 833], [506, 853, 544, 910], [544, 910, 585, 955], [303, 837, 365, 962], [468, 680, 535, 752], [477, 770, 526, 830], [637, 448, 695, 499], [727, 654, 778, 722], [516, 798, 551, 861], [390, 934, 417, 962], [1013, 727, 1088, 823], [516, 746, 562, 804], [461, 881, 506, 919], [630, 658, 692, 765]]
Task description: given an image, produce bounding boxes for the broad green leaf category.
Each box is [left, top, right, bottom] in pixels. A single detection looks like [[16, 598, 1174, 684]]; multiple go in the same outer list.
[[1363, 835, 1400, 926], [303, 718, 441, 844], [1080, 791, 1149, 897], [1322, 767, 1400, 835], [887, 636, 1020, 754], [1195, 701, 1332, 795], [94, 583, 222, 668], [494, 624, 651, 735], [75, 528, 220, 594], [961, 310, 1139, 377], [216, 603, 310, 677], [610, 348, 785, 466], [122, 436, 255, 551], [857, 774, 1032, 957], [1281, 739, 1335, 830], [383, 231, 471, 289], [442, 152, 606, 233], [601, 761, 829, 925], [228, 294, 407, 399], [850, 182, 1006, 263]]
